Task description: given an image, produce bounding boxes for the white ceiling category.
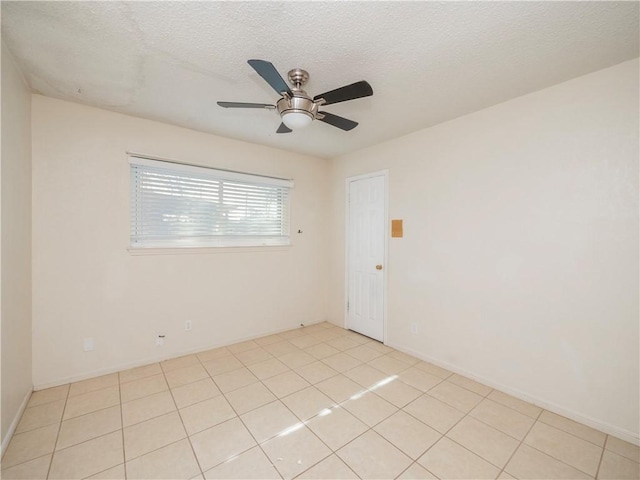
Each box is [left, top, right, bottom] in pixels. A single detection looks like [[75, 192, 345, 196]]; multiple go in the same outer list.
[[2, 1, 638, 159]]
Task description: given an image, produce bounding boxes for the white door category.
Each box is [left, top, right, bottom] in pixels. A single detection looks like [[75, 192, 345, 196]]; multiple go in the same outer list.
[[347, 173, 386, 341]]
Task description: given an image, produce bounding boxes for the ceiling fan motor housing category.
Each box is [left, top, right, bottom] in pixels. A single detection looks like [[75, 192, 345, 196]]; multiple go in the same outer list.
[[276, 90, 318, 120]]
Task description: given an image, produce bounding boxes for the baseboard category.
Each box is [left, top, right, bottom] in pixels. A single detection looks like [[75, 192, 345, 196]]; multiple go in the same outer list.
[[1, 388, 33, 456], [33, 320, 327, 391], [386, 341, 640, 447]]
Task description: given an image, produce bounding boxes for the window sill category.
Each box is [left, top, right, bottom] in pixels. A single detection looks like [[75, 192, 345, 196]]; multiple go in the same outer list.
[[128, 245, 292, 256]]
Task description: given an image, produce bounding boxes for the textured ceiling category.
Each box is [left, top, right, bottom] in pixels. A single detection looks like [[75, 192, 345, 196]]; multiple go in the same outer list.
[[2, 1, 638, 159]]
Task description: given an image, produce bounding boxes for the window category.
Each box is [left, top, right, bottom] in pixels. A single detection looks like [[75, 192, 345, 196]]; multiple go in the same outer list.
[[129, 156, 293, 248]]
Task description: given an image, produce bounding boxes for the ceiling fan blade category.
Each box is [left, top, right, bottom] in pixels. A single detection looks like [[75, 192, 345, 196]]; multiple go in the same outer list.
[[314, 81, 373, 106], [248, 60, 292, 96], [317, 112, 358, 131], [276, 123, 292, 134], [217, 102, 275, 109]]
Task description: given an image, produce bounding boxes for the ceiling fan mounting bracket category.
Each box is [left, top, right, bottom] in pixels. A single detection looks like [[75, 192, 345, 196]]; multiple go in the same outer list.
[[287, 68, 309, 88]]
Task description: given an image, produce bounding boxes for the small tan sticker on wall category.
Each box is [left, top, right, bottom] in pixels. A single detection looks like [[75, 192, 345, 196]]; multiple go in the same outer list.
[[392, 219, 403, 238]]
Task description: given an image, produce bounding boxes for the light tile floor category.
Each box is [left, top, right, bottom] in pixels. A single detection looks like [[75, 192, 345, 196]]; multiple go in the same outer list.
[[2, 322, 639, 479]]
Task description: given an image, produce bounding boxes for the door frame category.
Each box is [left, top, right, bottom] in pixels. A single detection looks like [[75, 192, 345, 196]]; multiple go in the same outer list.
[[344, 169, 389, 343]]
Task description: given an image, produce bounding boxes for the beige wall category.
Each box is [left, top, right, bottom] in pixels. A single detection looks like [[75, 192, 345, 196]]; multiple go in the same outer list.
[[1, 43, 33, 443], [328, 59, 639, 441], [31, 96, 329, 388]]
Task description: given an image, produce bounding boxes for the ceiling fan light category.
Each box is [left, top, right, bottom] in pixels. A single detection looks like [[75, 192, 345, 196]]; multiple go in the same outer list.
[[282, 111, 313, 130]]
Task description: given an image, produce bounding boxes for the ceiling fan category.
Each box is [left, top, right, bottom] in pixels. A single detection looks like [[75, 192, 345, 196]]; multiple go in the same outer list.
[[217, 59, 373, 133]]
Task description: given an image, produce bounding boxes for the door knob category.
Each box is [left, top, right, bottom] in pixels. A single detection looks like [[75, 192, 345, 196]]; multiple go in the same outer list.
[[376, 264, 383, 270]]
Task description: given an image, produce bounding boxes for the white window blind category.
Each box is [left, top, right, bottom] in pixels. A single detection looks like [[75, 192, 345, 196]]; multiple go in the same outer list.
[[129, 156, 293, 248]]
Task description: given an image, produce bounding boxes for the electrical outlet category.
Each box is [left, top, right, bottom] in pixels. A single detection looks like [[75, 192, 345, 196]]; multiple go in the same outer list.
[[83, 337, 95, 351], [411, 322, 418, 334], [185, 320, 192, 331], [156, 335, 165, 346]]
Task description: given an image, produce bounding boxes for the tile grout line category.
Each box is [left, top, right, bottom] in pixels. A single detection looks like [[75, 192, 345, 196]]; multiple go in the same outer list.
[[394, 460, 441, 480], [18, 388, 66, 409], [293, 354, 344, 384], [117, 371, 127, 480], [522, 442, 600, 478], [390, 376, 497, 477], [8, 401, 67, 437], [64, 400, 128, 478], [0, 453, 52, 475], [524, 419, 606, 477], [85, 463, 126, 480], [307, 398, 399, 477], [44, 384, 71, 479], [13, 397, 118, 436], [465, 410, 530, 444], [479, 395, 544, 422], [505, 410, 605, 479], [293, 451, 361, 480], [534, 415, 609, 449], [162, 359, 206, 479], [594, 434, 608, 480], [403, 389, 486, 474], [496, 406, 543, 478]]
